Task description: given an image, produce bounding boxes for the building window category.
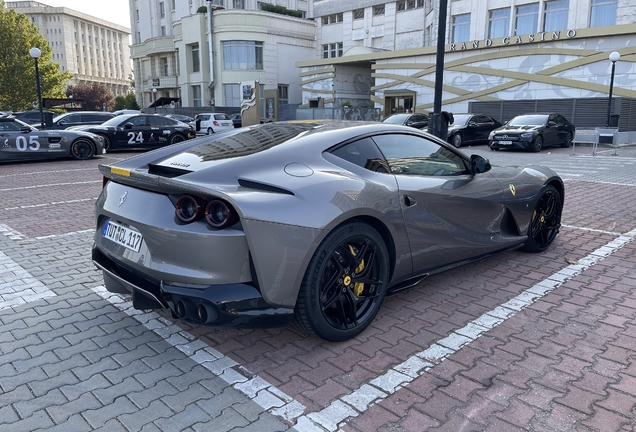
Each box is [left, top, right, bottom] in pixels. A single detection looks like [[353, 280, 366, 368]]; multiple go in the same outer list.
[[489, 8, 510, 39], [191, 44, 200, 72], [374, 5, 385, 15], [590, 0, 616, 27], [452, 14, 470, 43], [160, 25, 166, 36], [322, 43, 343, 58], [353, 9, 364, 20], [543, 0, 569, 32], [161, 57, 168, 75], [278, 84, 288, 104], [224, 84, 240, 106], [233, 0, 245, 8], [397, 1, 406, 11], [135, 9, 139, 20], [192, 85, 202, 107], [159, 2, 166, 18], [515, 4, 539, 35], [223, 41, 263, 70], [323, 13, 343, 25], [171, 0, 175, 10]]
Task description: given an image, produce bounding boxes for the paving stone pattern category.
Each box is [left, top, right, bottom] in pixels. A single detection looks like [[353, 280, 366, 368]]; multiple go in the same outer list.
[[0, 146, 635, 431]]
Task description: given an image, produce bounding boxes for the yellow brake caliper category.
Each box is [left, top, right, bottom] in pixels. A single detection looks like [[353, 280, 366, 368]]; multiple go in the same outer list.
[[347, 245, 365, 296]]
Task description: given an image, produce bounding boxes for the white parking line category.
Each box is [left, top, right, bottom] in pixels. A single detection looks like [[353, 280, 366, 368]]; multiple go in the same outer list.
[[0, 180, 101, 192], [90, 286, 306, 423], [0, 251, 56, 311], [0, 168, 97, 179], [293, 226, 636, 431], [4, 197, 97, 211]]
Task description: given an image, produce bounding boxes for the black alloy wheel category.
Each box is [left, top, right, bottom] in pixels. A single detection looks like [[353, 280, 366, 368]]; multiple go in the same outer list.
[[523, 185, 562, 253], [169, 133, 186, 144], [561, 131, 573, 148], [532, 135, 544, 152], [294, 222, 390, 341], [70, 138, 95, 160], [98, 134, 111, 151], [451, 133, 463, 148]]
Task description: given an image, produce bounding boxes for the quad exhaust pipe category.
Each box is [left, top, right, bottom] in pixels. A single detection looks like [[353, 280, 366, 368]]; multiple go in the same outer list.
[[173, 298, 219, 324]]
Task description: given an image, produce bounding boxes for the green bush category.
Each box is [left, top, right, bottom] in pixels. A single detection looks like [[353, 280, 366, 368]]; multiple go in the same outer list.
[[260, 4, 303, 18], [197, 6, 207, 13]]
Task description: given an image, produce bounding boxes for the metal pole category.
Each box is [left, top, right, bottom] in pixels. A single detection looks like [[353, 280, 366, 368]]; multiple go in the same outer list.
[[428, 0, 448, 139], [606, 60, 616, 127], [34, 58, 44, 128]]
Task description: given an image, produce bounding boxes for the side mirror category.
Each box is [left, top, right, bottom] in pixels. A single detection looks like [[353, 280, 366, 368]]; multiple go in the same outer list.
[[123, 122, 134, 129], [468, 121, 477, 126], [20, 126, 32, 133], [548, 121, 556, 127], [470, 154, 491, 174]]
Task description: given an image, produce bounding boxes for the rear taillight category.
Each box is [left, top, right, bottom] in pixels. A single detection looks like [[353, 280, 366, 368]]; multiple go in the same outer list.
[[174, 195, 238, 228], [102, 176, 109, 188], [175, 195, 203, 222], [213, 120, 220, 126], [205, 200, 238, 228]]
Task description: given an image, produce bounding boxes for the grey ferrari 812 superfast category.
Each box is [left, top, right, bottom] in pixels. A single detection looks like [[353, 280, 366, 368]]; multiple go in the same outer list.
[[92, 121, 564, 341]]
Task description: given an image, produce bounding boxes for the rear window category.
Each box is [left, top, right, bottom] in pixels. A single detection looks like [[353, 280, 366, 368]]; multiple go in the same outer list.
[[214, 114, 230, 120]]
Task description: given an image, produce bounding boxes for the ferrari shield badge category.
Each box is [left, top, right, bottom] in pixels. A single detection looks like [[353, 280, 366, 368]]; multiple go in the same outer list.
[[509, 184, 516, 196]]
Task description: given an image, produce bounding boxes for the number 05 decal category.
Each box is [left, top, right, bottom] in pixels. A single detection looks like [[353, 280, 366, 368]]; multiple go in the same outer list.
[[127, 132, 144, 144], [16, 136, 41, 151]]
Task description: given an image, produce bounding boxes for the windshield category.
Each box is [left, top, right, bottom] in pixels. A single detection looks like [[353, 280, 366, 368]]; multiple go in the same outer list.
[[383, 114, 409, 124], [101, 115, 136, 126], [508, 115, 548, 126], [450, 115, 471, 126]]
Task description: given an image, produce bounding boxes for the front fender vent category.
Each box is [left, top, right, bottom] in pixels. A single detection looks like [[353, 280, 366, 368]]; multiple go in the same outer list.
[[238, 179, 294, 195]]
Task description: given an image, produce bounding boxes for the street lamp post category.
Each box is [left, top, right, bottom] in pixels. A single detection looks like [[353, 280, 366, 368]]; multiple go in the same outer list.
[[29, 47, 44, 128], [606, 51, 620, 127], [152, 88, 157, 113]]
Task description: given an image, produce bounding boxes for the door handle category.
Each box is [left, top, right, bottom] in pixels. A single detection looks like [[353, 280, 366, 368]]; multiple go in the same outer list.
[[404, 195, 417, 207]]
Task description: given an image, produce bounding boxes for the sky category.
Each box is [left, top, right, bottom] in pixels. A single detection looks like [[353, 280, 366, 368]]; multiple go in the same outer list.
[[37, 0, 132, 28]]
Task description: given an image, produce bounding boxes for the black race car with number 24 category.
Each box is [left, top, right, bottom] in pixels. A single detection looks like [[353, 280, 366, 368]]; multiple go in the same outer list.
[[71, 114, 196, 151], [0, 117, 105, 162]]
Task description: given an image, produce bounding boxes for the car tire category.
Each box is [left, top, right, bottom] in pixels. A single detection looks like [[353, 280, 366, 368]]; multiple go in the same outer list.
[[532, 135, 543, 152], [522, 185, 562, 253], [206, 127, 214, 135], [98, 134, 111, 151], [169, 133, 186, 144], [293, 222, 390, 341], [70, 138, 95, 160], [451, 133, 462, 148], [560, 131, 573, 148]]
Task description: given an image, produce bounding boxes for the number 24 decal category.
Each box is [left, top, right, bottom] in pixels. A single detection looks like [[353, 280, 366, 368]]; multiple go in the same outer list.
[[16, 136, 40, 151], [127, 132, 144, 144]]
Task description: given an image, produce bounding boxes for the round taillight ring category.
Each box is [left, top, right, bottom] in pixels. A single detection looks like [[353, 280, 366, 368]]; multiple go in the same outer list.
[[205, 199, 235, 228], [175, 195, 202, 223]]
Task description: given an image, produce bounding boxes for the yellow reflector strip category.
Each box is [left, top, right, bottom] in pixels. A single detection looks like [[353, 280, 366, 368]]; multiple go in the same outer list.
[[111, 167, 131, 177]]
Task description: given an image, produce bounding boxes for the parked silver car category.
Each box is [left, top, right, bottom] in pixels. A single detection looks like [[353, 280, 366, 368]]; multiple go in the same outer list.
[[92, 121, 564, 341]]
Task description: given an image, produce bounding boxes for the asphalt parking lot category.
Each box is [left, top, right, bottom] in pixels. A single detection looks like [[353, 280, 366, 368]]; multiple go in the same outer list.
[[1, 143, 635, 431]]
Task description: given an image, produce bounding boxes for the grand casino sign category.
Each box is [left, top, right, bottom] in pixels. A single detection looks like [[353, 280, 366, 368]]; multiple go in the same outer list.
[[449, 29, 577, 51]]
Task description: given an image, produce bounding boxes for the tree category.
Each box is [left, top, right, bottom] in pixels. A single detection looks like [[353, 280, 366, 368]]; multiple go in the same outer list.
[[113, 92, 140, 111], [66, 83, 115, 112], [0, 1, 71, 111]]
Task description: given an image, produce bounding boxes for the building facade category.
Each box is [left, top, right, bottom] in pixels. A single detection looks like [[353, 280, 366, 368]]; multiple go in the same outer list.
[[300, 0, 636, 122], [129, 0, 313, 113], [6, 1, 132, 97]]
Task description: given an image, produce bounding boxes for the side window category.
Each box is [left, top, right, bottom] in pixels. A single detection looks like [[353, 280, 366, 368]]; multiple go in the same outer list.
[[60, 114, 78, 124], [330, 138, 391, 173], [128, 116, 148, 126], [372, 134, 468, 176], [148, 116, 167, 126]]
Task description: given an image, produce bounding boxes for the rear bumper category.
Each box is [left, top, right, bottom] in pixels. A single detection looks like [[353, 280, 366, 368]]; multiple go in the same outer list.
[[93, 246, 294, 329]]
